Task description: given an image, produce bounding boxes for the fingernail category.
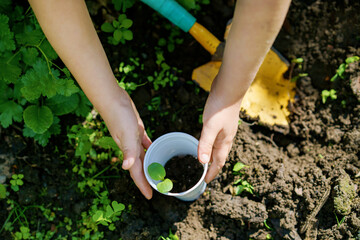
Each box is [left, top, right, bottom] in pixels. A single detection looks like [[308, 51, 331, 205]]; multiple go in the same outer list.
[[122, 160, 129, 169], [200, 154, 210, 163]]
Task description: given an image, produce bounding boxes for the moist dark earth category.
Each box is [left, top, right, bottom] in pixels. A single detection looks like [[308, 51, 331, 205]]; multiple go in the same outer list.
[[165, 155, 204, 193], [1, 0, 360, 240]]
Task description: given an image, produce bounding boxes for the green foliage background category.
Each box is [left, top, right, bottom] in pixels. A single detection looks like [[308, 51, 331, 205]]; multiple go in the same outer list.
[[0, 1, 92, 146]]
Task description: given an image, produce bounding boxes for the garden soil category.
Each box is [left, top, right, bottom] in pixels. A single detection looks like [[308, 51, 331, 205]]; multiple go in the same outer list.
[[165, 155, 204, 193], [1, 0, 360, 240]]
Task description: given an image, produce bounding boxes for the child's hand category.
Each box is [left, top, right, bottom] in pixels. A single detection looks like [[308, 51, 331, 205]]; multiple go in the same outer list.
[[198, 84, 241, 183], [97, 88, 153, 199]]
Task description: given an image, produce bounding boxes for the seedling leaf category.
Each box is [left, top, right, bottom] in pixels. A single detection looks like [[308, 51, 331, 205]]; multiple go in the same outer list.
[[345, 56, 359, 64], [123, 30, 133, 41], [101, 22, 114, 33], [121, 19, 133, 28], [157, 178, 173, 193], [148, 163, 166, 181], [233, 162, 247, 172], [113, 29, 122, 41], [112, 201, 125, 212], [105, 205, 114, 218], [92, 210, 103, 222]]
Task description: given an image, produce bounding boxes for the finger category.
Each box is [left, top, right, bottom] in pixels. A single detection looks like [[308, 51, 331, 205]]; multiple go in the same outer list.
[[198, 124, 218, 164], [120, 134, 141, 170], [129, 157, 153, 199], [142, 130, 152, 150], [204, 143, 231, 183]]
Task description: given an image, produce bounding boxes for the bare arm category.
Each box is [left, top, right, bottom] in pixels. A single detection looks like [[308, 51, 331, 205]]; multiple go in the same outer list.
[[199, 0, 291, 182], [29, 0, 152, 199]]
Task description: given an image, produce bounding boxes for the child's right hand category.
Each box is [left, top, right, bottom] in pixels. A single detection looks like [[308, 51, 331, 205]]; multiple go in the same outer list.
[[96, 87, 153, 200]]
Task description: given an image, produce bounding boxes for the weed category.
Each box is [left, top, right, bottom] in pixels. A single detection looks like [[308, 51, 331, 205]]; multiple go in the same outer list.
[[232, 162, 254, 195], [0, 5, 91, 145], [111, 0, 136, 12], [92, 201, 125, 231], [177, 0, 210, 11], [334, 212, 346, 227], [147, 50, 180, 90], [148, 163, 173, 193], [14, 226, 30, 240], [158, 229, 179, 240], [10, 174, 24, 192], [321, 89, 337, 103], [101, 14, 133, 45], [158, 23, 184, 52], [331, 56, 359, 82]]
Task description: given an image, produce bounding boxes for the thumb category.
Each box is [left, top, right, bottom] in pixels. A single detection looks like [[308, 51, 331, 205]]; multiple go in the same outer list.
[[198, 125, 218, 164], [121, 137, 140, 170]]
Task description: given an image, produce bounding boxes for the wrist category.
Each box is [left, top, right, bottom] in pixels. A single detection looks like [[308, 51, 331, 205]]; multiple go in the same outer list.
[[210, 73, 246, 108]]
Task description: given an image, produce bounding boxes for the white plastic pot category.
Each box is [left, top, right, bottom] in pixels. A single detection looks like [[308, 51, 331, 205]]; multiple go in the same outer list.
[[144, 132, 208, 201]]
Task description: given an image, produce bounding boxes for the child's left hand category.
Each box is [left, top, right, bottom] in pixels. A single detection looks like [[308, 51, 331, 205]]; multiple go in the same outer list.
[[197, 84, 242, 183]]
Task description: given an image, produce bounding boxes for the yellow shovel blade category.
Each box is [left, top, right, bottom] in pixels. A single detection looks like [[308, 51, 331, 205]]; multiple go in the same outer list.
[[192, 49, 296, 127]]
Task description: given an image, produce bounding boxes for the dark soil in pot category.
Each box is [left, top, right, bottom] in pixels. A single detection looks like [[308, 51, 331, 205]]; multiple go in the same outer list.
[[165, 155, 204, 193]]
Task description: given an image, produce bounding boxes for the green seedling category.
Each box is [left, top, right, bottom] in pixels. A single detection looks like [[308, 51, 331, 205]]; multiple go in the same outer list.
[[101, 14, 133, 45], [10, 174, 24, 192], [148, 163, 173, 193], [321, 89, 337, 103], [92, 201, 125, 231], [331, 56, 359, 82], [334, 212, 346, 227], [158, 229, 179, 240], [14, 226, 31, 240], [232, 162, 254, 195], [112, 0, 136, 12]]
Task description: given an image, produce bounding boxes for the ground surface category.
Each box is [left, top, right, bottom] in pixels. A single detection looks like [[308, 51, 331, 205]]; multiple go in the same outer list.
[[1, 0, 359, 239]]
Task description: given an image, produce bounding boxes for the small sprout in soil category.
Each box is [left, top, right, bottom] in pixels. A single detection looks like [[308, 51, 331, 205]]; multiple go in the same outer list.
[[232, 162, 254, 195], [92, 200, 125, 230], [331, 56, 360, 82], [266, 233, 274, 240], [10, 174, 24, 192], [334, 211, 346, 227], [158, 229, 179, 240], [321, 89, 337, 104], [148, 163, 173, 193], [264, 219, 273, 231], [15, 226, 31, 240]]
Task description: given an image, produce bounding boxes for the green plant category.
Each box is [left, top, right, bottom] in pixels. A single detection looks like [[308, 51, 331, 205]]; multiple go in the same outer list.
[[158, 229, 179, 240], [331, 56, 360, 82], [321, 89, 337, 103], [148, 163, 173, 193], [232, 162, 254, 195], [158, 23, 184, 52], [177, 0, 210, 11], [334, 212, 346, 227], [147, 50, 180, 90], [101, 14, 133, 45], [117, 57, 147, 94], [14, 226, 30, 240], [0, 3, 91, 146], [112, 0, 136, 12], [92, 201, 125, 231], [10, 174, 24, 192]]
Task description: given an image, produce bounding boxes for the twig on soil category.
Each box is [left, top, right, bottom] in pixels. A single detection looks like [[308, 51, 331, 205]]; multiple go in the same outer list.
[[300, 179, 332, 234], [260, 135, 278, 148]]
